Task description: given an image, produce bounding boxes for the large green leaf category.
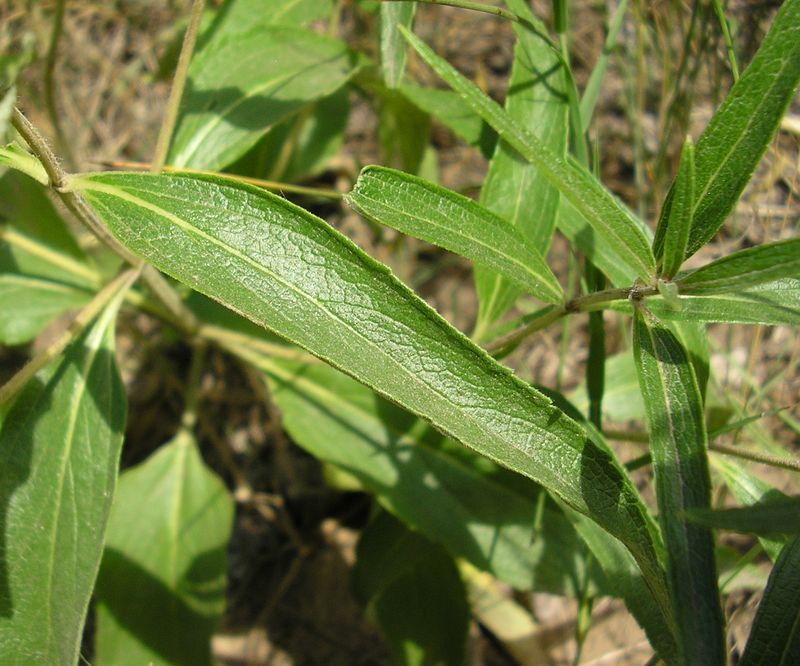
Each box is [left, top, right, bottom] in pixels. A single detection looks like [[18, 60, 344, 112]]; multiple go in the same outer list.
[[611, 279, 800, 325], [678, 239, 800, 295], [400, 25, 656, 283], [633, 308, 725, 665], [739, 537, 800, 665], [201, 0, 332, 45], [347, 166, 563, 304], [70, 170, 669, 620], [260, 356, 586, 592], [0, 300, 126, 664], [380, 2, 416, 88], [474, 0, 568, 328], [685, 496, 800, 536], [168, 25, 357, 170], [94, 430, 233, 666], [653, 0, 800, 261], [398, 83, 497, 158], [353, 511, 469, 666]]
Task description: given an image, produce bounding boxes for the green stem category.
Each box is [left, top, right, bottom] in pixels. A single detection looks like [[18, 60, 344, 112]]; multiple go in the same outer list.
[[43, 0, 75, 167], [710, 442, 800, 474], [484, 285, 657, 354], [0, 267, 142, 406], [711, 0, 739, 82], [382, 0, 517, 22], [180, 341, 206, 431], [11, 107, 200, 335], [151, 0, 206, 171]]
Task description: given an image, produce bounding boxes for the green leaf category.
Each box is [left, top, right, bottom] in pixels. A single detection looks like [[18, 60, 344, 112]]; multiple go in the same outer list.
[[398, 83, 496, 158], [0, 87, 16, 141], [659, 137, 695, 279], [0, 275, 92, 345], [381, 2, 416, 88], [228, 88, 350, 183], [168, 25, 358, 170], [569, 352, 644, 423], [678, 238, 800, 295], [94, 430, 234, 666], [260, 357, 587, 592], [0, 299, 126, 664], [653, 0, 800, 261], [347, 166, 563, 304], [474, 0, 568, 328], [685, 496, 800, 536], [354, 511, 469, 666], [378, 89, 430, 173], [71, 170, 669, 620], [399, 25, 656, 282], [632, 307, 725, 665], [556, 500, 678, 663], [712, 457, 786, 561], [611, 279, 800, 325], [739, 537, 800, 665], [0, 171, 98, 343]]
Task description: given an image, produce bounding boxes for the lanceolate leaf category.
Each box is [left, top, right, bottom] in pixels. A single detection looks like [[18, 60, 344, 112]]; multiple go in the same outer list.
[[70, 171, 669, 620], [353, 511, 469, 666], [659, 137, 695, 279], [168, 25, 358, 170], [347, 166, 563, 304], [475, 0, 568, 328], [399, 25, 656, 283], [739, 537, 800, 666], [380, 2, 416, 88], [678, 238, 800, 295], [633, 307, 725, 665], [259, 356, 586, 592], [653, 0, 800, 261], [685, 497, 800, 536], [95, 430, 234, 666], [0, 299, 126, 664], [611, 279, 800, 326]]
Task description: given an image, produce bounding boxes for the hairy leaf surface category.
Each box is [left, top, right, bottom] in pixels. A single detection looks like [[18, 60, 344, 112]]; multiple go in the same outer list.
[[71, 171, 669, 616], [348, 166, 563, 304]]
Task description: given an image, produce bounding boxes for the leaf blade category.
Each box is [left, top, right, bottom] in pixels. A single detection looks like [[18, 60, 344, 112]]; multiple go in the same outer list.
[[659, 137, 695, 278], [632, 307, 725, 665], [399, 24, 656, 282], [347, 166, 563, 304], [71, 170, 670, 621], [380, 2, 416, 88]]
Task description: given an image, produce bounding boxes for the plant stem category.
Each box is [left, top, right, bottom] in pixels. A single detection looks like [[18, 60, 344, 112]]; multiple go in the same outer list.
[[11, 107, 200, 335], [180, 341, 206, 431], [0, 267, 142, 406], [711, 0, 739, 82], [43, 0, 75, 168], [382, 0, 517, 22], [151, 0, 206, 172], [710, 442, 800, 474], [101, 159, 343, 200]]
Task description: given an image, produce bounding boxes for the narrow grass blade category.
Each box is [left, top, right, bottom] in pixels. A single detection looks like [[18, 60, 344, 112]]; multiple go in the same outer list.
[[633, 307, 725, 665], [259, 356, 587, 591], [95, 430, 233, 665], [354, 510, 469, 666], [169, 25, 358, 170], [71, 171, 669, 617], [580, 0, 628, 127], [399, 25, 656, 282], [347, 166, 563, 304], [685, 497, 800, 536], [474, 0, 568, 327], [0, 299, 126, 664], [678, 238, 800, 295], [739, 537, 800, 665], [381, 2, 416, 88], [659, 137, 695, 279], [653, 0, 800, 261]]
